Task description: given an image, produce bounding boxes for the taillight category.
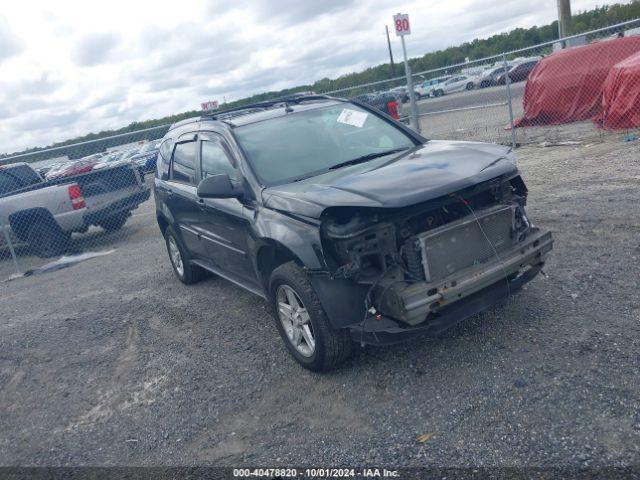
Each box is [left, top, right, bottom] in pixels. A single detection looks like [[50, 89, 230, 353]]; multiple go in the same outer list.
[[387, 101, 400, 120], [68, 184, 86, 210]]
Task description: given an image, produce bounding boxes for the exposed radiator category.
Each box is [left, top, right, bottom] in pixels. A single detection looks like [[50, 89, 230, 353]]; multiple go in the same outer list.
[[416, 205, 515, 283]]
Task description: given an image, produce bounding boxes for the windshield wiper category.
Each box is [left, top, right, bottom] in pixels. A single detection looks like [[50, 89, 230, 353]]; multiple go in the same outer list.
[[328, 147, 410, 171]]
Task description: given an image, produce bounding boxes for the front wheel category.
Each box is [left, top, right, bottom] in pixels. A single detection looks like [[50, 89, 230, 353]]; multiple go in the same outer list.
[[269, 261, 352, 371], [434, 89, 444, 97], [466, 82, 474, 90]]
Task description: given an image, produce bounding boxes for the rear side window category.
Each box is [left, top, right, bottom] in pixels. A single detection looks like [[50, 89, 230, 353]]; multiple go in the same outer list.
[[157, 138, 173, 179], [170, 142, 197, 184], [0, 172, 21, 196], [0, 166, 41, 196]]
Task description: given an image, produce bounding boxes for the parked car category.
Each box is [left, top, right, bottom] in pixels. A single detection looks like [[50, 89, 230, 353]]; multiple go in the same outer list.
[[154, 94, 553, 371], [1, 162, 150, 257], [497, 60, 539, 84], [388, 85, 422, 102], [46, 154, 102, 180], [353, 92, 400, 120], [475, 66, 509, 88], [415, 76, 452, 97], [129, 139, 161, 173], [431, 75, 476, 96], [93, 151, 126, 168]]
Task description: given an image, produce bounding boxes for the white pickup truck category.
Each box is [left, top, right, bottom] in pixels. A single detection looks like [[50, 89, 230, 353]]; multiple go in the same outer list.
[[0, 162, 150, 257]]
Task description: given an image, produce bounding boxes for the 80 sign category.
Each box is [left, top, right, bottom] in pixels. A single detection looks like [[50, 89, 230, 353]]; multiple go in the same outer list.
[[393, 13, 411, 36]]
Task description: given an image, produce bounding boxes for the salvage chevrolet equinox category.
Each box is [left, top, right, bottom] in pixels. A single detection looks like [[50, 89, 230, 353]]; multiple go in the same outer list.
[[154, 95, 553, 371]]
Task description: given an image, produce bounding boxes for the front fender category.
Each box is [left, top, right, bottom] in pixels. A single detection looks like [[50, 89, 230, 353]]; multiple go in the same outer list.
[[252, 207, 326, 270], [252, 206, 367, 329]]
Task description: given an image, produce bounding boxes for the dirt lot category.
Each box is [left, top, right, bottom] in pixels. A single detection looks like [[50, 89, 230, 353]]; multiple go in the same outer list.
[[1, 135, 639, 467]]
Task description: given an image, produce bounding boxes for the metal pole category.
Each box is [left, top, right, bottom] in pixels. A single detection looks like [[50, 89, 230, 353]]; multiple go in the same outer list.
[[503, 54, 517, 150], [401, 35, 420, 133], [0, 219, 21, 276], [557, 0, 572, 39], [385, 26, 396, 78]]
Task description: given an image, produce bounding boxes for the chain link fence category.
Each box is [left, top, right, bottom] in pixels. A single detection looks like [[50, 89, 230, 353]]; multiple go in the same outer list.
[[0, 126, 169, 279], [2, 19, 640, 280], [317, 18, 640, 147]]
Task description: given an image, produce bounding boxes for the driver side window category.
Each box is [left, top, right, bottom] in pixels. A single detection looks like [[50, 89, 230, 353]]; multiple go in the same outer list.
[[201, 140, 237, 181]]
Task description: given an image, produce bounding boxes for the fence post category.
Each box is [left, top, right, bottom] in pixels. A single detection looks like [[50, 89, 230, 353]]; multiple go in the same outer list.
[[400, 35, 421, 133], [503, 54, 517, 149], [0, 218, 21, 276]]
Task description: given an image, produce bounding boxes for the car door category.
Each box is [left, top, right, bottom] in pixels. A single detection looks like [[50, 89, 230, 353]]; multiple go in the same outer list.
[[444, 76, 461, 94], [195, 133, 257, 284], [164, 133, 204, 256]]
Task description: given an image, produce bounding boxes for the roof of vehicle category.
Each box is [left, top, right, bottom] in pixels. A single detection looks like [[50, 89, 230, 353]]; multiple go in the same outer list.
[[167, 94, 345, 132], [0, 162, 30, 169]]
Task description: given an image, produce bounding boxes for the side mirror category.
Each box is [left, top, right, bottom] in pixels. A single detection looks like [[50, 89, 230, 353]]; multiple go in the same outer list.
[[197, 174, 241, 199]]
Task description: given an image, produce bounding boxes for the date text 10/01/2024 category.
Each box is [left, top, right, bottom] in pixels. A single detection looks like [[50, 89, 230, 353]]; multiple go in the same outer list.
[[232, 468, 399, 477]]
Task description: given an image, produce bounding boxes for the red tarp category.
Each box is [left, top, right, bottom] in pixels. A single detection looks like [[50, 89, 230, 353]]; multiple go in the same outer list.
[[597, 51, 640, 130], [514, 36, 640, 127]]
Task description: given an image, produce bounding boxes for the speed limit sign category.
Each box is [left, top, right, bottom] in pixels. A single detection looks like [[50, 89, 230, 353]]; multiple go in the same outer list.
[[393, 13, 410, 36]]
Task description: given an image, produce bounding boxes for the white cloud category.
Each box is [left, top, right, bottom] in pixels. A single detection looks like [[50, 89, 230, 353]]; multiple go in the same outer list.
[[0, 0, 628, 153]]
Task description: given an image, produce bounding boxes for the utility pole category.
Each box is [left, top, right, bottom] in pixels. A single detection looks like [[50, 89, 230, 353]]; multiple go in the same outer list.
[[557, 0, 572, 39], [385, 25, 396, 78]]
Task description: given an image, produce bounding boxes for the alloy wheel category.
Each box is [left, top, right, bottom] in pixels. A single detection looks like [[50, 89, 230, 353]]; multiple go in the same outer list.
[[276, 284, 316, 357], [168, 236, 184, 277]]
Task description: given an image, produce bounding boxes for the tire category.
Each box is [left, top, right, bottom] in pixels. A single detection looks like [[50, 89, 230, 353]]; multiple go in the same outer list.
[[269, 261, 352, 372], [99, 212, 130, 232], [466, 82, 474, 90], [435, 89, 444, 97], [27, 222, 70, 258], [164, 226, 207, 284]]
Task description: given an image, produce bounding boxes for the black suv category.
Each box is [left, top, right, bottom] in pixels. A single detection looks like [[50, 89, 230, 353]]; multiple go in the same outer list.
[[154, 95, 552, 371]]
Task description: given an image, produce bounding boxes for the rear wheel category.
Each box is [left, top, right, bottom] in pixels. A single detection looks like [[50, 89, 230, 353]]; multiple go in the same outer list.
[[164, 226, 207, 284], [466, 82, 474, 90], [269, 261, 352, 371], [99, 212, 130, 232], [28, 222, 70, 258]]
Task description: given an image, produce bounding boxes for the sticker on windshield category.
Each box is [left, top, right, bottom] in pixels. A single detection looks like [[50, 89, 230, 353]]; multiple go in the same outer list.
[[337, 109, 368, 128]]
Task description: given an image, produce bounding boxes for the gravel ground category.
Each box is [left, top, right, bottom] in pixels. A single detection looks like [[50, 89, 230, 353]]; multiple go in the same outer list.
[[0, 136, 639, 467]]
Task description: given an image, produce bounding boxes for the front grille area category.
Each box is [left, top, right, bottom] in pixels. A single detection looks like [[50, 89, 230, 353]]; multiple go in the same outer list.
[[417, 205, 514, 282]]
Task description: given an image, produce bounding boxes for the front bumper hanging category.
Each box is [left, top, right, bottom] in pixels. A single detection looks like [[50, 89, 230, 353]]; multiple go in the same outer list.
[[350, 229, 553, 345]]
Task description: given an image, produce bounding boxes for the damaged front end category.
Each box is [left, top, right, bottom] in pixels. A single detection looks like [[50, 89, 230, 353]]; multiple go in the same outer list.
[[319, 174, 553, 341]]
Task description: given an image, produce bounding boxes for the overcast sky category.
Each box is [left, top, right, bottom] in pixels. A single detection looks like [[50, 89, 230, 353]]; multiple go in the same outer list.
[[0, 0, 625, 154]]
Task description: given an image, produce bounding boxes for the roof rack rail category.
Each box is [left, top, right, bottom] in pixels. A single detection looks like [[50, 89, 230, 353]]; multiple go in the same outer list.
[[202, 93, 337, 119], [168, 94, 338, 131]]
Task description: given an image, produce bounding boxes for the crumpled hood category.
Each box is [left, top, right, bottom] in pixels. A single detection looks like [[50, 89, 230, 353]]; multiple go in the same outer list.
[[262, 140, 518, 218]]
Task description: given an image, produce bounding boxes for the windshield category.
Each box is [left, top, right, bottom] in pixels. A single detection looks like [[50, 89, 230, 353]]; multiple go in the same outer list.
[[234, 104, 415, 185]]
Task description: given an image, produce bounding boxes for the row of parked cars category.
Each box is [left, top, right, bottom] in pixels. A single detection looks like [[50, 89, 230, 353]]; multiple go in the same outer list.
[[383, 56, 541, 101], [40, 139, 162, 180]]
